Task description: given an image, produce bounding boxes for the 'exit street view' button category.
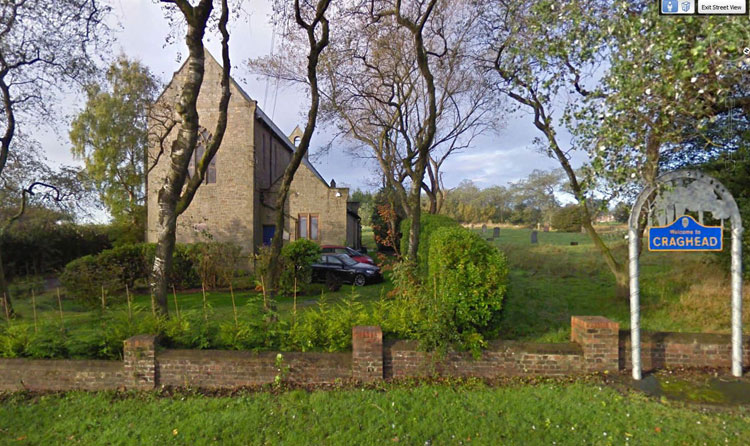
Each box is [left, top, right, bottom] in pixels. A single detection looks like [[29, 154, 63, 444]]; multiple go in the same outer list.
[[697, 0, 747, 14]]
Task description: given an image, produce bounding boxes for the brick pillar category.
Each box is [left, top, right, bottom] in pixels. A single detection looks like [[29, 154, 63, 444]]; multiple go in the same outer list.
[[352, 326, 383, 382], [571, 316, 620, 373], [123, 335, 157, 390]]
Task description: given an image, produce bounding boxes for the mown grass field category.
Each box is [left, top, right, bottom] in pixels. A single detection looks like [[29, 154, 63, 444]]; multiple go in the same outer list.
[[1, 380, 749, 445]]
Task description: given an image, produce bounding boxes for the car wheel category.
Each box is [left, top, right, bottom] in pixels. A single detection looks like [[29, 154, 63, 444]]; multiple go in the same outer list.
[[325, 272, 342, 292], [353, 274, 366, 287]]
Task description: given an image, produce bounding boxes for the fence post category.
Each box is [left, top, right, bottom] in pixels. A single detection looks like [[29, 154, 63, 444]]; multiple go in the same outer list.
[[352, 326, 383, 382]]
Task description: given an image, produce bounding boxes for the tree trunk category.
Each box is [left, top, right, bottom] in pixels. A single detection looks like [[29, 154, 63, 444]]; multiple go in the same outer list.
[[266, 0, 331, 294], [0, 247, 13, 317]]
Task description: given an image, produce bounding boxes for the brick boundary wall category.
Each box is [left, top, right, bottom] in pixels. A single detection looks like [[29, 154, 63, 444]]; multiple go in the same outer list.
[[1, 318, 747, 391], [619, 330, 750, 371]]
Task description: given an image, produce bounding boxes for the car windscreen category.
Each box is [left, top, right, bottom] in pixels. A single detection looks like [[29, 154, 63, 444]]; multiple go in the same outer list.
[[339, 255, 358, 266]]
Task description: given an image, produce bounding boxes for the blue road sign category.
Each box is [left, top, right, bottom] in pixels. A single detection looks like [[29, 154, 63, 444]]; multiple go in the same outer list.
[[648, 215, 722, 251]]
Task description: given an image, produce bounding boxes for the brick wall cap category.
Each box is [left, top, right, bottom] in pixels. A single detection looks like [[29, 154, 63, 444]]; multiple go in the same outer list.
[[571, 316, 619, 330], [352, 326, 382, 340], [124, 334, 157, 348]]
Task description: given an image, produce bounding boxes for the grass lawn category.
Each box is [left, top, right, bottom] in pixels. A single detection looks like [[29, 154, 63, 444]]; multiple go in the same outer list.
[[481, 226, 750, 342], [6, 224, 747, 349], [1, 380, 749, 445]]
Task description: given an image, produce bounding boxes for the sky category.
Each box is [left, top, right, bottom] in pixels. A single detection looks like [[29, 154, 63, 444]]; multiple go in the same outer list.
[[38, 0, 587, 215]]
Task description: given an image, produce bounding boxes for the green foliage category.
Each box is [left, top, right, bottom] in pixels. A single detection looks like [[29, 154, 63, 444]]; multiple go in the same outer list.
[[191, 242, 243, 289], [551, 205, 583, 232], [612, 202, 630, 224], [423, 227, 509, 354], [400, 214, 459, 273], [60, 242, 206, 306], [70, 55, 158, 233], [279, 239, 321, 295], [1, 211, 111, 280], [59, 255, 124, 307]]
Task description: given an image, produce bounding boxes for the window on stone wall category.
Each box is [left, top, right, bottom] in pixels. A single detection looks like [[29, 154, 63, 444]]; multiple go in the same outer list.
[[187, 127, 216, 184], [297, 213, 319, 240]]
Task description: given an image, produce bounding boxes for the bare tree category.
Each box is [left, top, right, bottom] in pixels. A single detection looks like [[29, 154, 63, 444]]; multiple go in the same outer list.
[[149, 0, 232, 314], [0, 0, 109, 314], [247, 0, 332, 293]]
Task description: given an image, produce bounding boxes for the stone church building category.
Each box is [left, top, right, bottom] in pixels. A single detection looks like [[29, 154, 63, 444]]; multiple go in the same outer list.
[[146, 52, 361, 255]]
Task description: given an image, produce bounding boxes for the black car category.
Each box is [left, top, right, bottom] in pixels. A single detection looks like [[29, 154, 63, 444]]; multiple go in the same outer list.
[[311, 254, 382, 289]]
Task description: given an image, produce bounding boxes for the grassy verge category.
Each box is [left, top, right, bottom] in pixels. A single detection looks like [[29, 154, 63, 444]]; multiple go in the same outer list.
[[1, 380, 748, 445], [486, 226, 750, 342]]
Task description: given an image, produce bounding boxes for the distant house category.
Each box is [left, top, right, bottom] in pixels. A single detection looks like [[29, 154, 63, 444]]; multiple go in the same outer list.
[[146, 51, 361, 255]]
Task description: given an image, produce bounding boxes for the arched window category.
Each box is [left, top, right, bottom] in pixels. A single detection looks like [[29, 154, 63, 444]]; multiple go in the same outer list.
[[187, 127, 216, 184], [293, 136, 301, 147]]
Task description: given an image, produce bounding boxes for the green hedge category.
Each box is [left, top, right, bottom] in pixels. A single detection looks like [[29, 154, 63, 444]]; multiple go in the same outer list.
[[423, 226, 509, 350], [60, 243, 201, 306], [400, 214, 460, 273], [551, 205, 582, 232]]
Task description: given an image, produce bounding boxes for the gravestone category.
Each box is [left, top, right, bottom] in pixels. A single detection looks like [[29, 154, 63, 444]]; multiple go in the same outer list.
[[530, 230, 538, 244], [543, 224, 550, 232], [493, 227, 500, 238], [481, 224, 487, 233]]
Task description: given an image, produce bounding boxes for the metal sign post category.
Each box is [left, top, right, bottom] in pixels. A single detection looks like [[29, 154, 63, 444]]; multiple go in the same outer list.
[[628, 170, 743, 380]]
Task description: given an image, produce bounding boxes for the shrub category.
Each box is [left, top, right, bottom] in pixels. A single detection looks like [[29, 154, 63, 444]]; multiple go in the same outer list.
[[371, 188, 404, 252], [552, 205, 583, 232], [59, 255, 124, 307], [191, 242, 243, 289], [423, 226, 509, 354], [400, 214, 460, 274], [279, 239, 321, 296]]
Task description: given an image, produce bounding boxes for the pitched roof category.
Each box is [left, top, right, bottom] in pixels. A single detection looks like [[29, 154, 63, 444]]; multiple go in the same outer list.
[[158, 50, 331, 188]]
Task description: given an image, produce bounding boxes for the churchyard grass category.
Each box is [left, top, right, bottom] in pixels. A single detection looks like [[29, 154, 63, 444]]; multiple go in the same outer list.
[[1, 380, 749, 445], [5, 225, 747, 351]]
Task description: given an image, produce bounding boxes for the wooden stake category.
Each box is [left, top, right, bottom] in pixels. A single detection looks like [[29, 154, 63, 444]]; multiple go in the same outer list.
[[293, 276, 297, 321], [31, 289, 38, 333], [2, 293, 9, 324], [172, 285, 181, 319], [201, 282, 208, 322], [100, 285, 106, 311], [260, 275, 268, 311], [230, 283, 238, 327], [125, 284, 132, 322], [56, 288, 64, 327]]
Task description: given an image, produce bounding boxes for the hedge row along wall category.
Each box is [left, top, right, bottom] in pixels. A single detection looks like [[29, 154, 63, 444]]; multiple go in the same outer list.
[[1, 317, 748, 391]]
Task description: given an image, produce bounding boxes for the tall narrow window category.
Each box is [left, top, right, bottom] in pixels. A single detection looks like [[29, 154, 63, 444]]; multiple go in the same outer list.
[[298, 214, 308, 239], [297, 213, 319, 240], [187, 127, 216, 184], [310, 215, 318, 240]]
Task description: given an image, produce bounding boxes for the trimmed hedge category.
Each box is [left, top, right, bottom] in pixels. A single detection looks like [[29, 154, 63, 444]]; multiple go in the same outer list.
[[400, 214, 460, 273], [60, 243, 201, 306], [423, 226, 509, 349]]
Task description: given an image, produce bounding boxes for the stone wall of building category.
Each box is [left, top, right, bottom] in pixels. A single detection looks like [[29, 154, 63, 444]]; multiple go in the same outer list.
[[147, 52, 256, 255]]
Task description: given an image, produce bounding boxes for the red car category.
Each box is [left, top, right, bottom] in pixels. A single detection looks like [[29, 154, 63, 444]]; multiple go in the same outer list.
[[320, 245, 375, 265]]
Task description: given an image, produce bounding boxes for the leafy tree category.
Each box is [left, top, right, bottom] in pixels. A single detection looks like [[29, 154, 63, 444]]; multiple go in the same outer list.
[[0, 0, 109, 314], [70, 56, 159, 244], [551, 205, 582, 232]]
